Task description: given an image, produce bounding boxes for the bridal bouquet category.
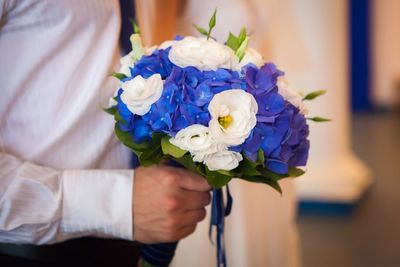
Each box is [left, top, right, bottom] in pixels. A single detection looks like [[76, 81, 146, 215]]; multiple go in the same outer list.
[[107, 10, 326, 267]]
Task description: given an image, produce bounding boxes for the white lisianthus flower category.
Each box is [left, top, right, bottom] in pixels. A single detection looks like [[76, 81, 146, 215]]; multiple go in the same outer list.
[[170, 124, 214, 153], [119, 51, 135, 77], [277, 77, 309, 115], [192, 143, 227, 162], [208, 89, 258, 146], [120, 74, 163, 115], [204, 149, 243, 171], [168, 36, 236, 71], [108, 87, 119, 108], [234, 47, 264, 70]]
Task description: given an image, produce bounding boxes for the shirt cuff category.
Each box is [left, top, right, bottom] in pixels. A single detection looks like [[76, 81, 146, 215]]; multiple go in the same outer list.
[[60, 169, 134, 241]]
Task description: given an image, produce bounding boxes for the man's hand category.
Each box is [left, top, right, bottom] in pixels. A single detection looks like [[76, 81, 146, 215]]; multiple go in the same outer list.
[[132, 165, 211, 244]]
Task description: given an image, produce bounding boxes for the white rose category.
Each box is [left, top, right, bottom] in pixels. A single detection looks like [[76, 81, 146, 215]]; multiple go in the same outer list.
[[120, 74, 163, 115], [277, 77, 309, 115], [208, 89, 258, 146], [168, 36, 236, 71], [170, 124, 214, 153], [234, 47, 264, 70], [204, 149, 243, 171]]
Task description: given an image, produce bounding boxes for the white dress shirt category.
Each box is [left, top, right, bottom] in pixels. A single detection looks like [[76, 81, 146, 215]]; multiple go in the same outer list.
[[0, 0, 134, 244]]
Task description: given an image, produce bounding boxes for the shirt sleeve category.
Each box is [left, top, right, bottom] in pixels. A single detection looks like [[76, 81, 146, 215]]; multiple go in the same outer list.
[[0, 152, 134, 245]]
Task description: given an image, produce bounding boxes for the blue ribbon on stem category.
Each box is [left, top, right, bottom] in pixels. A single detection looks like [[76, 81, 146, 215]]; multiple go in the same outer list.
[[210, 186, 233, 267]]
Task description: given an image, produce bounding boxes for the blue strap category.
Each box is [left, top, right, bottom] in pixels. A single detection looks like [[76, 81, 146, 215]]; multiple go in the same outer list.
[[210, 186, 233, 267], [140, 243, 178, 267]]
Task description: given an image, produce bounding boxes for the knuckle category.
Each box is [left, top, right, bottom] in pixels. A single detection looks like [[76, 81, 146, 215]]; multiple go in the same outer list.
[[197, 208, 207, 221], [180, 226, 196, 239], [164, 195, 181, 212], [162, 171, 180, 186], [204, 192, 211, 205], [164, 228, 180, 242], [164, 216, 180, 229]]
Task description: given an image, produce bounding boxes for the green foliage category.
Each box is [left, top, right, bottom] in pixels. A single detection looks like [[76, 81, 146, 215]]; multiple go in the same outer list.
[[103, 106, 117, 115], [129, 18, 140, 34], [307, 116, 332, 122], [193, 9, 217, 40], [235, 36, 249, 61], [288, 167, 306, 177], [205, 167, 233, 188], [173, 154, 199, 173], [303, 90, 326, 100], [225, 27, 249, 61], [208, 9, 217, 39], [161, 136, 187, 158], [114, 124, 150, 152], [226, 33, 240, 51], [194, 24, 208, 36], [110, 72, 127, 80]]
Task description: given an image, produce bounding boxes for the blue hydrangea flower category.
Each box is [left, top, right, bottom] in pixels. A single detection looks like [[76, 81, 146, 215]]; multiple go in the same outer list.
[[115, 46, 309, 175]]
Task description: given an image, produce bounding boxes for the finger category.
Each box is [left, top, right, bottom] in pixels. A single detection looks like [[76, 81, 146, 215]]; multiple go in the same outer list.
[[181, 191, 211, 210], [174, 168, 211, 192], [180, 208, 207, 227], [177, 225, 197, 240]]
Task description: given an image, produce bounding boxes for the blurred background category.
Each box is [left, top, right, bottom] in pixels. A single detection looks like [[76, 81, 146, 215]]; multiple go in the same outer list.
[[135, 0, 400, 266]]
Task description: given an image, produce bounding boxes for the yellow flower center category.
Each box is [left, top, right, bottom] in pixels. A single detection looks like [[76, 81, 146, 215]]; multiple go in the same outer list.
[[218, 115, 233, 129]]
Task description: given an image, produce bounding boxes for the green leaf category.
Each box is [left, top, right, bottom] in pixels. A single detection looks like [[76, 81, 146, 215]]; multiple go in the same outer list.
[[307, 116, 331, 122], [114, 111, 124, 124], [114, 124, 151, 151], [196, 163, 206, 176], [207, 9, 217, 40], [303, 90, 326, 100], [288, 167, 306, 178], [266, 179, 282, 194], [151, 132, 164, 146], [257, 149, 265, 167], [104, 106, 117, 115], [161, 136, 187, 158], [226, 32, 239, 51], [236, 158, 261, 176], [129, 18, 140, 34], [235, 36, 249, 61], [110, 72, 127, 80], [208, 9, 217, 29], [216, 169, 234, 176], [173, 154, 199, 173], [259, 168, 287, 181], [194, 24, 208, 36], [205, 167, 232, 189], [138, 145, 163, 166], [208, 8, 217, 30], [237, 27, 247, 44], [240, 175, 282, 194]]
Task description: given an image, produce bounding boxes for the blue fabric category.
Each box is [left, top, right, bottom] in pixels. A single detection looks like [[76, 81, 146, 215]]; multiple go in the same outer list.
[[119, 0, 136, 55], [350, 0, 371, 110], [210, 186, 233, 267]]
